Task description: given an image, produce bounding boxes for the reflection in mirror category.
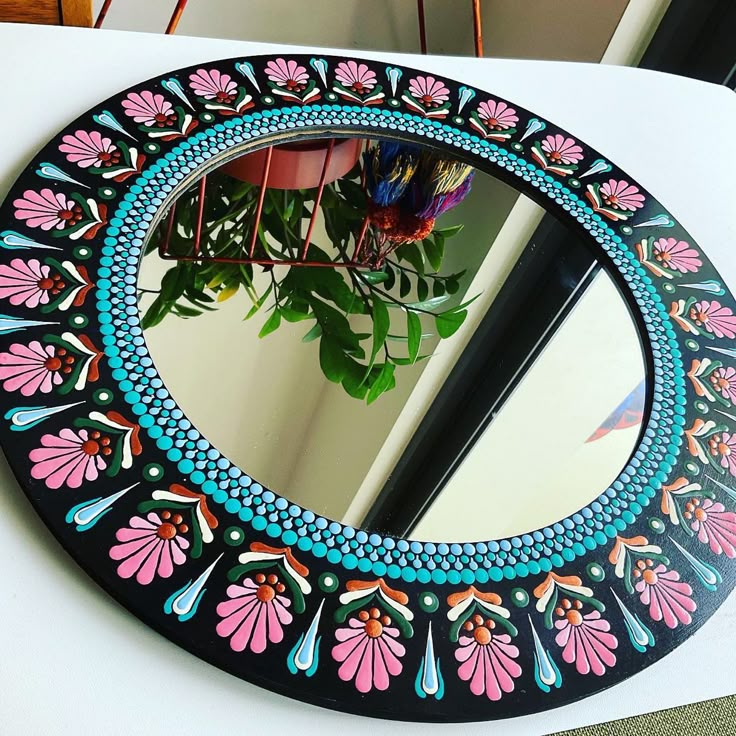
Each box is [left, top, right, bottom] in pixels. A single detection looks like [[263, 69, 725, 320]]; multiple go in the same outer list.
[[139, 136, 648, 542]]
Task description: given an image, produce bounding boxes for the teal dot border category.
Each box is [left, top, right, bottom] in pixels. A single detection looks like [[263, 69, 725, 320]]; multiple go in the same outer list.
[[97, 105, 687, 582]]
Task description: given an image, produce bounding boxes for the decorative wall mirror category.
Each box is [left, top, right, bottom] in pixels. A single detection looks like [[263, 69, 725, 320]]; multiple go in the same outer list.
[[2, 54, 735, 722]]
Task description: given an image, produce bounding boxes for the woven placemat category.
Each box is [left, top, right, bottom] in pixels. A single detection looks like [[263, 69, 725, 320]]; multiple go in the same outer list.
[[551, 693, 736, 735]]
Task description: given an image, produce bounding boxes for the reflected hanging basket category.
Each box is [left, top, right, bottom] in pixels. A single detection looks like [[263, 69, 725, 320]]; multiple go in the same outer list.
[[221, 138, 363, 190]]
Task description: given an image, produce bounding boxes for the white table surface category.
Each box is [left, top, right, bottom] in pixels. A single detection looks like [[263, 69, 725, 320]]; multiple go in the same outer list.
[[1, 23, 735, 736]]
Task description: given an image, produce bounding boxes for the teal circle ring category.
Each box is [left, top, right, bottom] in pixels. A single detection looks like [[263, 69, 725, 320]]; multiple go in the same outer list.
[[103, 106, 683, 581]]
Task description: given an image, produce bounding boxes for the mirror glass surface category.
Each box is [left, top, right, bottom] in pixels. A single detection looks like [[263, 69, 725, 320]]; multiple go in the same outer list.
[[138, 136, 648, 542]]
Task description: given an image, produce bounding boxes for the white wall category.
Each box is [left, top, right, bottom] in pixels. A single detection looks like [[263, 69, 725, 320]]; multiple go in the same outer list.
[[413, 272, 645, 541], [93, 0, 628, 61]]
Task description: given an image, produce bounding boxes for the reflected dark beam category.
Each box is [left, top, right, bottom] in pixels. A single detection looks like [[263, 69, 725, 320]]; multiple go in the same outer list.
[[361, 215, 601, 537]]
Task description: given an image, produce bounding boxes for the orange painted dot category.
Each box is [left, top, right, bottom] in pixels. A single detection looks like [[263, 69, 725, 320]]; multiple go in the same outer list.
[[157, 522, 176, 540], [358, 610, 370, 622], [178, 523, 189, 534], [256, 584, 275, 603], [267, 574, 278, 585], [365, 619, 383, 638], [161, 511, 171, 520], [473, 627, 491, 646], [643, 569, 658, 585], [566, 610, 583, 626], [695, 508, 707, 521], [255, 573, 266, 584], [369, 607, 380, 619], [171, 514, 183, 525], [81, 440, 100, 456]]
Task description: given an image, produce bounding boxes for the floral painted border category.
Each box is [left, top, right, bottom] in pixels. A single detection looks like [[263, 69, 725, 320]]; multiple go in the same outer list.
[[0, 55, 735, 722]]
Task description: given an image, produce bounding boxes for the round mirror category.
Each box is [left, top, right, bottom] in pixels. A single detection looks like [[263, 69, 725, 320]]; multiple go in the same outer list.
[[139, 136, 648, 543], [3, 53, 729, 723]]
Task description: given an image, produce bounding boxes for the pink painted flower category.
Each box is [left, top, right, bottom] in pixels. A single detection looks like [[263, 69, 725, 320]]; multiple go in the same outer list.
[[408, 75, 450, 107], [29, 427, 109, 489], [651, 237, 702, 274], [264, 58, 309, 92], [634, 561, 696, 628], [216, 574, 293, 653], [708, 365, 736, 404], [122, 91, 176, 127], [454, 618, 522, 700], [332, 610, 405, 693], [334, 60, 377, 92], [540, 134, 584, 165], [685, 497, 736, 557], [13, 188, 79, 231], [707, 431, 736, 476], [189, 68, 238, 103], [553, 606, 617, 676], [0, 258, 56, 308], [599, 179, 645, 212], [688, 300, 736, 339], [109, 511, 190, 584], [0, 341, 65, 396], [476, 99, 518, 130], [59, 130, 120, 169]]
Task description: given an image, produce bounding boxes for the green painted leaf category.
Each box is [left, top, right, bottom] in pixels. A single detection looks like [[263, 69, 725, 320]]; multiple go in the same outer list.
[[369, 296, 390, 369], [309, 297, 360, 350], [244, 283, 273, 320], [319, 335, 347, 383], [416, 278, 429, 302], [407, 312, 422, 364], [423, 237, 444, 273], [301, 322, 322, 343], [360, 270, 390, 285], [389, 354, 431, 365], [258, 309, 282, 337], [341, 358, 369, 400], [435, 309, 467, 338], [400, 242, 425, 275], [446, 278, 460, 295], [366, 362, 396, 404], [280, 307, 312, 323], [445, 293, 481, 313], [399, 271, 411, 298], [402, 294, 451, 311], [436, 224, 463, 238]]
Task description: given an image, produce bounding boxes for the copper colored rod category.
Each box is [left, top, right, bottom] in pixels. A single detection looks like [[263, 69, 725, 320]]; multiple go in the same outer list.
[[165, 0, 190, 34], [161, 203, 177, 257], [472, 0, 484, 57], [94, 0, 113, 28], [248, 147, 274, 258], [352, 216, 370, 263], [160, 254, 365, 269], [300, 139, 336, 260], [193, 176, 207, 257], [416, 0, 428, 54]]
